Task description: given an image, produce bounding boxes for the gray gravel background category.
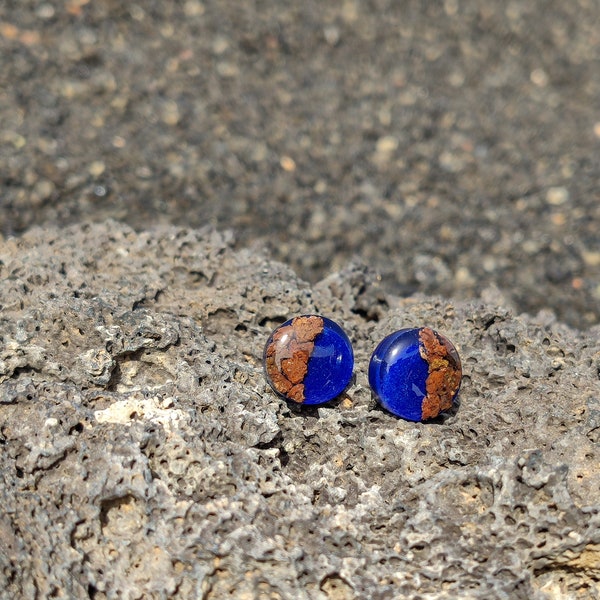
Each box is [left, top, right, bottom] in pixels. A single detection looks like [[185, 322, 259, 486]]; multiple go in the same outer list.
[[1, 1, 600, 599], [1, 0, 599, 328]]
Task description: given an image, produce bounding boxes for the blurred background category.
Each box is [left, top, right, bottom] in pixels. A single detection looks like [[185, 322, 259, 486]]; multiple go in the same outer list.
[[1, 0, 599, 328]]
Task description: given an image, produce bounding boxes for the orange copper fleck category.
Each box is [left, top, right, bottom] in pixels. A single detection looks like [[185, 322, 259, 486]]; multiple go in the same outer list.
[[419, 327, 462, 420], [265, 316, 324, 403]]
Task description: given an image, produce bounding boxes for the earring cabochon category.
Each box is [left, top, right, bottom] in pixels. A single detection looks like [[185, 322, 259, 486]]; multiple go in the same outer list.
[[369, 327, 462, 421], [263, 315, 354, 406]]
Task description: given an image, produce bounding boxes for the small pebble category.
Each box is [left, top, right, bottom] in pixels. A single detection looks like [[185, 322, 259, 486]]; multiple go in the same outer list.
[[546, 187, 569, 206], [88, 161, 105, 177]]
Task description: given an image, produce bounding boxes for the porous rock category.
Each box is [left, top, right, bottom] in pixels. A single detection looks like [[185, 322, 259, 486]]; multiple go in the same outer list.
[[0, 222, 598, 599]]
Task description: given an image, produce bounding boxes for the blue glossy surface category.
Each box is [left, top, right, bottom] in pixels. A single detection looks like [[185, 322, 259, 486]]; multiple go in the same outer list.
[[264, 316, 354, 405], [369, 328, 430, 421], [302, 318, 354, 404]]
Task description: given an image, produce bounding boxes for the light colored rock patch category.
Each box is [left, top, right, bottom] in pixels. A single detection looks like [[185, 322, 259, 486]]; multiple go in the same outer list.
[[94, 396, 189, 430]]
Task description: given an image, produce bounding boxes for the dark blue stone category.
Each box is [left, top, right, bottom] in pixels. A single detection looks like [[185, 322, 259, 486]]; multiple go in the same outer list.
[[302, 318, 354, 404], [369, 328, 429, 421], [264, 315, 354, 406]]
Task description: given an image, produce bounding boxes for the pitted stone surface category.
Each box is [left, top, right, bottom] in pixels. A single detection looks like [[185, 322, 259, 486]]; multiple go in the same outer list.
[[0, 222, 599, 599]]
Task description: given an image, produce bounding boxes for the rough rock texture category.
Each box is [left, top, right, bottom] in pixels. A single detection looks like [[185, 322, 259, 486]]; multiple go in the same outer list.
[[0, 222, 599, 599], [1, 0, 599, 329]]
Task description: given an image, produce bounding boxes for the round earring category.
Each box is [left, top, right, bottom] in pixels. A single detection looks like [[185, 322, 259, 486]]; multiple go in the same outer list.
[[369, 327, 462, 421], [263, 315, 354, 405]]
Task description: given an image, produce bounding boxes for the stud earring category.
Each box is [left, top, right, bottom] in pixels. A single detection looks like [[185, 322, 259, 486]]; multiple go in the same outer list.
[[263, 315, 354, 405], [369, 327, 462, 421]]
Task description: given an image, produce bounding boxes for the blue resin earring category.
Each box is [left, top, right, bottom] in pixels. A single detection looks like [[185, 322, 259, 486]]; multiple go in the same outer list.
[[369, 327, 462, 421], [263, 315, 354, 405]]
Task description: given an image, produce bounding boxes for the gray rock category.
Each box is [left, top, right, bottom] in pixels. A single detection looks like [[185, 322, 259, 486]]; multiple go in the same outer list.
[[0, 222, 598, 599]]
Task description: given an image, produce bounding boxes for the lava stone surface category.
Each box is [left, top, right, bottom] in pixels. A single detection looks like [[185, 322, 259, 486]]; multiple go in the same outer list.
[[0, 222, 599, 599]]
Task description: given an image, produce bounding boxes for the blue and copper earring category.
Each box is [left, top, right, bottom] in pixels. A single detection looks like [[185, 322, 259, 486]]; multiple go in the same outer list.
[[263, 315, 354, 405], [369, 327, 462, 421]]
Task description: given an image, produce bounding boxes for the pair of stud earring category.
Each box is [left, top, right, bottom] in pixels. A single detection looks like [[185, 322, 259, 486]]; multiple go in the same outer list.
[[263, 315, 462, 422]]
